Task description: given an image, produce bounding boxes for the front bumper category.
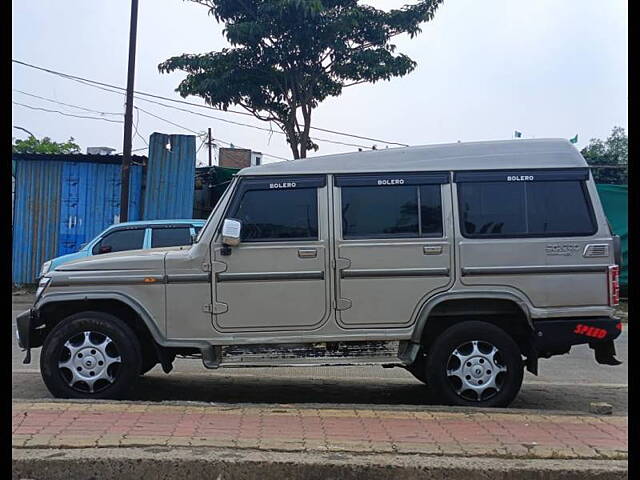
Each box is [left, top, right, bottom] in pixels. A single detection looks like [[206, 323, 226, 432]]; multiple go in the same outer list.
[[16, 308, 45, 350], [533, 316, 623, 365]]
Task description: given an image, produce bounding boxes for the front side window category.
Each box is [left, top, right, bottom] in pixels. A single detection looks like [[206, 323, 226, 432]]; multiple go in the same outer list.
[[92, 228, 145, 254], [458, 180, 596, 237], [151, 227, 192, 248], [341, 184, 443, 239], [232, 188, 318, 241]]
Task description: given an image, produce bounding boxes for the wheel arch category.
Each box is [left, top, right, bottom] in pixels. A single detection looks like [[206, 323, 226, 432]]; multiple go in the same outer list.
[[410, 292, 537, 372], [37, 292, 164, 348]]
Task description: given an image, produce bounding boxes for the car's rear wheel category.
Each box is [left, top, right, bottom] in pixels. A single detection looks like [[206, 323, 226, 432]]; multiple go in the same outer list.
[[40, 311, 142, 399], [425, 321, 524, 407], [406, 350, 428, 384]]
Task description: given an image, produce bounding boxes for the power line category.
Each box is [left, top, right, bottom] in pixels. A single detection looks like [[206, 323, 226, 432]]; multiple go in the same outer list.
[[13, 89, 123, 116], [135, 106, 201, 135], [132, 107, 149, 146], [15, 88, 288, 161], [135, 106, 288, 161], [12, 101, 124, 123], [12, 58, 410, 147], [16, 83, 373, 151]]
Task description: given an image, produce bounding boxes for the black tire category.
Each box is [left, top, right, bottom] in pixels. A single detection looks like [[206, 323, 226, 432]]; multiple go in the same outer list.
[[40, 311, 142, 399], [425, 321, 524, 408], [406, 351, 428, 384], [139, 359, 158, 375]]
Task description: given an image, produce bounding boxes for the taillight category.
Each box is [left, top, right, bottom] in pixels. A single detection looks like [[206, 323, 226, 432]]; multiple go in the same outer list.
[[608, 265, 620, 306]]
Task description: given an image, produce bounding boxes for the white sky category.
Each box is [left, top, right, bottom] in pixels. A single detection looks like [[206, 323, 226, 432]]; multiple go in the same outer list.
[[12, 0, 628, 165]]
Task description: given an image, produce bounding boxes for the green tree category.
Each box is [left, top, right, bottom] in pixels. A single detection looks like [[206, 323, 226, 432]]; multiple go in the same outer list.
[[12, 135, 81, 155], [581, 126, 628, 184], [159, 0, 444, 159]]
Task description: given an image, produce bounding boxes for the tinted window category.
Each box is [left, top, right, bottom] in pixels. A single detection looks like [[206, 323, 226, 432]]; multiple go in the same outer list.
[[93, 229, 145, 254], [458, 181, 595, 237], [233, 188, 318, 241], [420, 185, 444, 237], [526, 181, 595, 235], [341, 184, 442, 239], [151, 227, 192, 248], [459, 183, 526, 236]]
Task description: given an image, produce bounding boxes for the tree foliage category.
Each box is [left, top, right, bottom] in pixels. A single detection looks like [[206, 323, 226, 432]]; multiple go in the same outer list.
[[581, 126, 628, 184], [12, 135, 81, 155], [159, 0, 444, 158]]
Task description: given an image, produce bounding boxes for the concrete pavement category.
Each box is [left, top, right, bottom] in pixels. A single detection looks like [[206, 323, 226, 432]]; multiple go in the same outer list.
[[12, 447, 629, 480]]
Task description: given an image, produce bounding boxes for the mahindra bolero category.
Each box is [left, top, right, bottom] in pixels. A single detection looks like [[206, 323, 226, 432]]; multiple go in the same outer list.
[[17, 139, 623, 407]]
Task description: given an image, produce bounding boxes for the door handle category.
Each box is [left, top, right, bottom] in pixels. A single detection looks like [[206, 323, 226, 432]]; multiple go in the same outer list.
[[298, 248, 317, 258], [423, 245, 443, 255]]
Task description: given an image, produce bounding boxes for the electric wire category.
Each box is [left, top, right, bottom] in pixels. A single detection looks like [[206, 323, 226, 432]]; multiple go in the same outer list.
[[12, 101, 124, 123], [12, 59, 410, 147]]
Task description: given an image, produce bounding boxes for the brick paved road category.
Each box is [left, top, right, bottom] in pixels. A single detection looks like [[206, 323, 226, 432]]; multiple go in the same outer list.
[[12, 401, 627, 460]]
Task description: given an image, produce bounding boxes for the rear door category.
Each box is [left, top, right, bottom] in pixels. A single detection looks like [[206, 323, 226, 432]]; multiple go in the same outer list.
[[332, 172, 454, 328], [454, 168, 607, 307], [212, 175, 331, 332]]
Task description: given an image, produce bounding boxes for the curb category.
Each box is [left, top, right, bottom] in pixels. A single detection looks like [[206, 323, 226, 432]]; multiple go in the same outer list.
[[10, 396, 628, 418], [12, 447, 629, 480]]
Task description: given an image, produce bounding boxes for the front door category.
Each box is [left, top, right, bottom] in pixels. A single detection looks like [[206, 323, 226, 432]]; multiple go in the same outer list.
[[212, 176, 331, 332], [332, 172, 454, 328]]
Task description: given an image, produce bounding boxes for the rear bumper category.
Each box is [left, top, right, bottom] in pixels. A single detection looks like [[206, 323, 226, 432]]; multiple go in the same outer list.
[[533, 316, 623, 364], [16, 309, 45, 350]]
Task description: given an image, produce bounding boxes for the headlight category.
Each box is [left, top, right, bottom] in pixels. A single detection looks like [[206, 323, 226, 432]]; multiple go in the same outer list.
[[40, 261, 52, 278], [35, 277, 51, 300]]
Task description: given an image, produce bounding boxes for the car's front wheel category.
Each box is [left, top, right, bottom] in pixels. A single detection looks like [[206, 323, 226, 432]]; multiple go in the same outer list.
[[425, 321, 524, 407], [40, 311, 142, 399]]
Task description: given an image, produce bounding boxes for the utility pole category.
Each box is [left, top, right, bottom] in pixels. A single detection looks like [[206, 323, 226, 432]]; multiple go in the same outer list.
[[208, 127, 213, 167], [119, 0, 139, 223]]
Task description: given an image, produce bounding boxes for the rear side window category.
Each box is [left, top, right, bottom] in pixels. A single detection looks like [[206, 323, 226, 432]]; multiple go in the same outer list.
[[93, 228, 145, 254], [341, 184, 443, 239], [458, 179, 596, 238], [151, 227, 192, 248], [232, 188, 318, 241]]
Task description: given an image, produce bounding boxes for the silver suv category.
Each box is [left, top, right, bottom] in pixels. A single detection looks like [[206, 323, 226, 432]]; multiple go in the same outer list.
[[17, 139, 623, 407]]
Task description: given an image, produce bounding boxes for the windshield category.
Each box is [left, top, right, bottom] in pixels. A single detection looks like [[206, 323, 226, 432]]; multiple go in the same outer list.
[[194, 177, 237, 243]]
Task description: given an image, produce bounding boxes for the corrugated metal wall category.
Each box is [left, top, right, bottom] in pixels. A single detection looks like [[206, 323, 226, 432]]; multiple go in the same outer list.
[[58, 162, 143, 255], [12, 156, 143, 284], [12, 159, 63, 284], [143, 133, 196, 220]]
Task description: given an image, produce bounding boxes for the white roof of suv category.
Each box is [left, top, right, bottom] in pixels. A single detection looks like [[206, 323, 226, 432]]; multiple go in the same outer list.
[[238, 138, 587, 176]]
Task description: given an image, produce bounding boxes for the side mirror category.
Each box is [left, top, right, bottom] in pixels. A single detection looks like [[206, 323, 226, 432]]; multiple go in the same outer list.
[[221, 218, 242, 246], [98, 245, 112, 254]]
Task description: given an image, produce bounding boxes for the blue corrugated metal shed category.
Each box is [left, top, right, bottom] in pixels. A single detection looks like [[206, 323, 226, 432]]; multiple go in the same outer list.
[[12, 153, 145, 284], [143, 133, 196, 220], [12, 158, 63, 285]]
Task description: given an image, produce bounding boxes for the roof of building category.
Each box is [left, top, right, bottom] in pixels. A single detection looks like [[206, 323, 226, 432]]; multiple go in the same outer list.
[[238, 139, 586, 176], [12, 153, 148, 165]]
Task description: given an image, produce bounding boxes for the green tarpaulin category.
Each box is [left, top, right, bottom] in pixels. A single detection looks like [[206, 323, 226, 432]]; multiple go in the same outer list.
[[596, 184, 628, 292]]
